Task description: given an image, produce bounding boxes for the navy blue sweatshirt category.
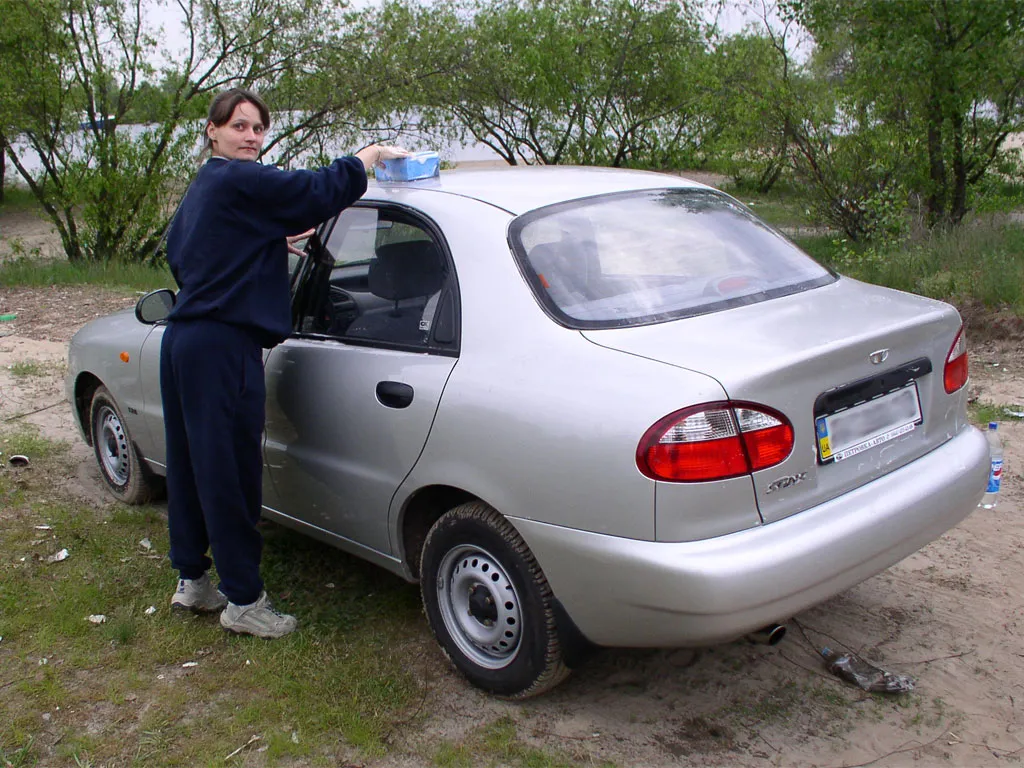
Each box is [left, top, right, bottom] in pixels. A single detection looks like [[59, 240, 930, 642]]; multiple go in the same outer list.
[[166, 155, 367, 347]]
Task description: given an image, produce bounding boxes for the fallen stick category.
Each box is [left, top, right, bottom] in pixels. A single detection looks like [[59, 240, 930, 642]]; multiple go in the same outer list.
[[224, 734, 260, 761]]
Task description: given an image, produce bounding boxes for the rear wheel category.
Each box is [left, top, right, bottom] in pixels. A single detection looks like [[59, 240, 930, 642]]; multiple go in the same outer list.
[[421, 501, 571, 698], [89, 386, 159, 504]]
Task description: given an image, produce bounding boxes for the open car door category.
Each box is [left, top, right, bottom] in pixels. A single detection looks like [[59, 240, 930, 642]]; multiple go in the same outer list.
[[261, 204, 460, 559]]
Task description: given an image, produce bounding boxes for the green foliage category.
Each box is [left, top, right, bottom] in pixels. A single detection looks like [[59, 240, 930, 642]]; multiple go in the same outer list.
[[2, 0, 1021, 260], [414, 0, 715, 169], [795, 0, 1024, 230], [709, 31, 798, 192], [0, 0, 364, 264], [970, 150, 1024, 215], [791, 122, 916, 242]]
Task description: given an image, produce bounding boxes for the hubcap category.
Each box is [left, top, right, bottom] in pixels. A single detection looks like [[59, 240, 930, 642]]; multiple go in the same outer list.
[[96, 405, 130, 487], [436, 544, 523, 669]]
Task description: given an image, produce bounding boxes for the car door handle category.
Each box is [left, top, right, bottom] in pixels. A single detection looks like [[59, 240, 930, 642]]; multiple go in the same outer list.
[[376, 381, 414, 409]]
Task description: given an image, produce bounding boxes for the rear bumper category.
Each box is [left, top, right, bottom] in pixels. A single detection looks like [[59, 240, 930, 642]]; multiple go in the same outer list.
[[511, 425, 989, 647]]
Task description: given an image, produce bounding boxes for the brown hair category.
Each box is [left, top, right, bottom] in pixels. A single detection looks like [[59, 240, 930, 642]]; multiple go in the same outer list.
[[200, 88, 271, 159]]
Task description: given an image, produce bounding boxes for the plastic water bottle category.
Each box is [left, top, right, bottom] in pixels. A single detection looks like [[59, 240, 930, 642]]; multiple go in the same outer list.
[[820, 647, 914, 693], [981, 422, 1003, 509]]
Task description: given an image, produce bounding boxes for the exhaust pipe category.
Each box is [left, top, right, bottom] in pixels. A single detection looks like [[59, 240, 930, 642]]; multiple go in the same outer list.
[[747, 623, 787, 646]]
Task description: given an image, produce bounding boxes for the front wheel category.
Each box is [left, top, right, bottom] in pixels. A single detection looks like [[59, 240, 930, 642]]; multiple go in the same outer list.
[[421, 502, 571, 698], [89, 385, 160, 504]]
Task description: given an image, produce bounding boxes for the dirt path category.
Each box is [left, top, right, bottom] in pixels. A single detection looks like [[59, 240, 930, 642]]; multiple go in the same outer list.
[[1, 279, 1021, 766]]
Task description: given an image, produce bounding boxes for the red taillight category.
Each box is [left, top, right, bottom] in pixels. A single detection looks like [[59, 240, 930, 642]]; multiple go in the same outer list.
[[943, 326, 968, 393], [636, 402, 795, 482]]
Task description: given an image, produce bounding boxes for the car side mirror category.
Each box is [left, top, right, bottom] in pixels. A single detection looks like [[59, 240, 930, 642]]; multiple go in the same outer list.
[[135, 289, 176, 324]]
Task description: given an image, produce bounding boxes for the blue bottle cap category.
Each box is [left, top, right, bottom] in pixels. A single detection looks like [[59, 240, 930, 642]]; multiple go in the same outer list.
[[989, 422, 998, 430]]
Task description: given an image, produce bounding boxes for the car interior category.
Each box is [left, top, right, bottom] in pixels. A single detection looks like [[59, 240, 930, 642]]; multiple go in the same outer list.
[[291, 209, 457, 350]]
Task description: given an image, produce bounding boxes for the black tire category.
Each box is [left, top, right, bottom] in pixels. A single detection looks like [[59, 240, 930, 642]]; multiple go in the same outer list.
[[89, 385, 159, 504], [421, 501, 571, 698]]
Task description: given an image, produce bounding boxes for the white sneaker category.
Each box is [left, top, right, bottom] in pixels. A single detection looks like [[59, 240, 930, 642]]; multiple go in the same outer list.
[[220, 592, 297, 639], [171, 574, 228, 613]]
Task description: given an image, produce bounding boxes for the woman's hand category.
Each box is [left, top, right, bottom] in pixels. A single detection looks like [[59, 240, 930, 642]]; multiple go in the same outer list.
[[286, 228, 315, 256], [355, 143, 411, 173]]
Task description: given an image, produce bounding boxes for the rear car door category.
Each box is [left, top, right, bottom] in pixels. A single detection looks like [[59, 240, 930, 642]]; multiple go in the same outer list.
[[262, 204, 460, 555]]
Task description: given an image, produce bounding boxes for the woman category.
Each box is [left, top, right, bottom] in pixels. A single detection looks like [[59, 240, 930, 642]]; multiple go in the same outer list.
[[161, 87, 407, 638]]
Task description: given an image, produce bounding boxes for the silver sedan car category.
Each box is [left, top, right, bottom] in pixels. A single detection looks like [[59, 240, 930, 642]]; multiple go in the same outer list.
[[67, 166, 990, 698]]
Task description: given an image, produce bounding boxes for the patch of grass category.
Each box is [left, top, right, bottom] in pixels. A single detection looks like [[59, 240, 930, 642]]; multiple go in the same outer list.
[[0, 256, 173, 293], [0, 427, 426, 767], [890, 692, 956, 734], [969, 402, 1024, 426], [727, 680, 802, 723], [0, 735, 35, 768], [429, 715, 613, 768], [430, 715, 593, 768], [725, 183, 818, 230], [8, 359, 55, 378], [433, 740, 474, 767], [743, 199, 811, 229], [0, 425, 67, 461]]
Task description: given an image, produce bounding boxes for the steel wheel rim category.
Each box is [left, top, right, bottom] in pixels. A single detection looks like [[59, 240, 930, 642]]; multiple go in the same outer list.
[[436, 544, 523, 669], [96, 405, 130, 486]]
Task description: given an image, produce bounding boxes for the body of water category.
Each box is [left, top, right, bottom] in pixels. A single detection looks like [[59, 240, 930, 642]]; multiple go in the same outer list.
[[3, 120, 504, 186]]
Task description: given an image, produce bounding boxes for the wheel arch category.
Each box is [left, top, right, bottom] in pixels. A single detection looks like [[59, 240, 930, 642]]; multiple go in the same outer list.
[[398, 484, 478, 579], [73, 372, 104, 446]]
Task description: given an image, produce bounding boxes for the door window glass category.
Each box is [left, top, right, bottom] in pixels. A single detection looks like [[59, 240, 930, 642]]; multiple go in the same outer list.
[[298, 207, 455, 349]]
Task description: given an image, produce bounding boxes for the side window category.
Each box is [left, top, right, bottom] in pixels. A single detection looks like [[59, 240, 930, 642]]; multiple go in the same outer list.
[[301, 207, 456, 350]]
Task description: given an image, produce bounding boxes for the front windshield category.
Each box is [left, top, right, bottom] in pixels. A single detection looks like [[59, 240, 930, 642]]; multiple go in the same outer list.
[[510, 188, 834, 329]]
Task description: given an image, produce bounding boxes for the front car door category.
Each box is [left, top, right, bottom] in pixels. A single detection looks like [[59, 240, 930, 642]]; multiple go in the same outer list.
[[262, 204, 460, 557]]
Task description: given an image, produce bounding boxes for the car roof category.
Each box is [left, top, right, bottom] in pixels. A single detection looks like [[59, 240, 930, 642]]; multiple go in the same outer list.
[[364, 165, 711, 216]]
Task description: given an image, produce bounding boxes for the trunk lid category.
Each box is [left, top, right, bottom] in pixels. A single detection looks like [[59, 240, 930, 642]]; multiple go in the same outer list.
[[584, 278, 967, 525]]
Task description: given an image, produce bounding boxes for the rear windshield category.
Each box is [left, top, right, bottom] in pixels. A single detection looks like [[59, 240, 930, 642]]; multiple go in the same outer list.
[[509, 188, 834, 329]]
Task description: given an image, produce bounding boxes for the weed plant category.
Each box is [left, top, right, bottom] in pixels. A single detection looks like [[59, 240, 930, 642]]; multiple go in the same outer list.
[[8, 360, 55, 378]]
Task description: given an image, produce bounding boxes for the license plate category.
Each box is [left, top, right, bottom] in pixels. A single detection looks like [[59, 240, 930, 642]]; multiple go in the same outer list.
[[816, 383, 922, 463]]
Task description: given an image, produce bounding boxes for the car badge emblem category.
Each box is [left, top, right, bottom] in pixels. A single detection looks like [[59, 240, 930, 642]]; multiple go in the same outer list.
[[869, 349, 889, 365]]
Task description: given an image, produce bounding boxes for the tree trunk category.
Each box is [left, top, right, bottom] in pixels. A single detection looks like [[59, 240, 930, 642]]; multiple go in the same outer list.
[[924, 85, 946, 229], [757, 150, 785, 194], [950, 109, 968, 226], [0, 135, 6, 205]]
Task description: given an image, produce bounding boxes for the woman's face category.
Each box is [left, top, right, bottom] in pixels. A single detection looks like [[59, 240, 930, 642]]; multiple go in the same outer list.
[[207, 101, 266, 161]]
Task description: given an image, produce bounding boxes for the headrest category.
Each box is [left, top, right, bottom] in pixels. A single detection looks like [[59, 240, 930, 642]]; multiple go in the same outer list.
[[528, 241, 592, 284], [368, 240, 445, 301]]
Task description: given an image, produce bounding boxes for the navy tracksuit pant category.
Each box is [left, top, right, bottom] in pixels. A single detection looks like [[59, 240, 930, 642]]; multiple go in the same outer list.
[[160, 319, 266, 605]]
